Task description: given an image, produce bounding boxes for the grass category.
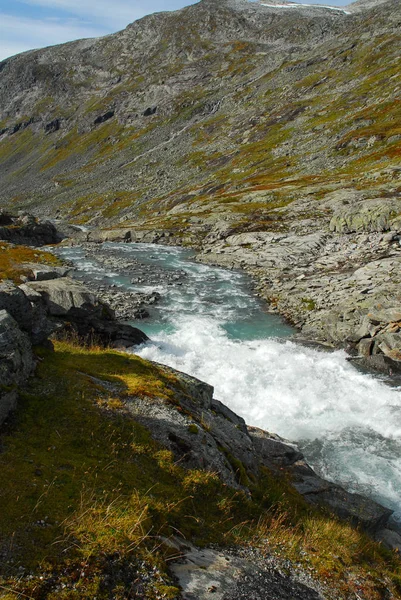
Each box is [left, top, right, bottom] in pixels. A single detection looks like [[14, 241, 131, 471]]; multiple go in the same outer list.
[[0, 242, 61, 284], [0, 339, 399, 598], [0, 341, 253, 598]]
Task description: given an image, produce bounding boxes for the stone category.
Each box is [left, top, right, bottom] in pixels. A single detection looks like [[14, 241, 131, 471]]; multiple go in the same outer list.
[[377, 332, 401, 351], [70, 318, 148, 348], [347, 314, 371, 342], [21, 277, 100, 316], [0, 281, 33, 333], [367, 307, 401, 324], [329, 199, 401, 233], [0, 310, 34, 425], [212, 398, 248, 434], [375, 529, 401, 552], [248, 427, 304, 467], [294, 477, 392, 533], [357, 337, 374, 357], [31, 265, 71, 281]]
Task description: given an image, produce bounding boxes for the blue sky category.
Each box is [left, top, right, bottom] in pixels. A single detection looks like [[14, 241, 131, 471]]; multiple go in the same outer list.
[[0, 0, 350, 61]]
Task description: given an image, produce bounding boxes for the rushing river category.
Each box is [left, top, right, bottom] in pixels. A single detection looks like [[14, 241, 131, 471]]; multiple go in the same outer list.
[[57, 242, 401, 518]]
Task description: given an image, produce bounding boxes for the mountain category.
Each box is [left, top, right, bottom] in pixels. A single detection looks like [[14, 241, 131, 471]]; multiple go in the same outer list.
[[0, 0, 398, 229]]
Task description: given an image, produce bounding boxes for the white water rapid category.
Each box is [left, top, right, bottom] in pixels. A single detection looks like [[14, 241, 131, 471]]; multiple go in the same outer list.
[[57, 242, 401, 518]]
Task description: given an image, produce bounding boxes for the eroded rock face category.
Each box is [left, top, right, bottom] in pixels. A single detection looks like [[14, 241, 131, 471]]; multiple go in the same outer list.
[[0, 310, 33, 425]]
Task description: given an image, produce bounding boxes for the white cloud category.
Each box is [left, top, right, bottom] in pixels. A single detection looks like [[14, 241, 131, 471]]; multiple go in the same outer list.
[[0, 13, 108, 60], [15, 0, 147, 29]]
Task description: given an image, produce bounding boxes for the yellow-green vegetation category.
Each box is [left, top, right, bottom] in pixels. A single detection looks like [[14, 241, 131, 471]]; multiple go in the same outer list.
[[301, 298, 317, 311], [66, 190, 142, 222], [0, 242, 60, 284], [0, 340, 400, 598]]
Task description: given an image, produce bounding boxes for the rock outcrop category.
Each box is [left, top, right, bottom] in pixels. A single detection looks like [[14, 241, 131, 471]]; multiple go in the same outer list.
[[0, 212, 61, 246], [0, 310, 33, 425], [0, 272, 148, 425], [126, 364, 395, 542], [329, 198, 401, 234]]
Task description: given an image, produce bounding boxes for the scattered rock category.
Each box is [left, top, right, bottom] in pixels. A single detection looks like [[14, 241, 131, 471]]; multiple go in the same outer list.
[[171, 544, 325, 600]]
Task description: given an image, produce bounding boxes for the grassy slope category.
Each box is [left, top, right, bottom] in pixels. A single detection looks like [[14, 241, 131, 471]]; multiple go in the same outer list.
[[0, 339, 400, 599]]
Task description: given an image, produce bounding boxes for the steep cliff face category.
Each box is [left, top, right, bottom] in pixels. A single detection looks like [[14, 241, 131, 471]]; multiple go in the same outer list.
[[2, 0, 399, 227]]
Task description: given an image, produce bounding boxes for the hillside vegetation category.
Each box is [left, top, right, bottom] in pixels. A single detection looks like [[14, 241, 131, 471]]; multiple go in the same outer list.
[[0, 0, 400, 237]]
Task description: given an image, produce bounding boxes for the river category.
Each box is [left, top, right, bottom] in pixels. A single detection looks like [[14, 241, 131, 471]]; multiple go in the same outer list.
[[56, 241, 401, 520]]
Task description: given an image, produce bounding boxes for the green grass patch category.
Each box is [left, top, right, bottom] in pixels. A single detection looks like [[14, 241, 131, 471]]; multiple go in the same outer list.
[[0, 242, 61, 283]]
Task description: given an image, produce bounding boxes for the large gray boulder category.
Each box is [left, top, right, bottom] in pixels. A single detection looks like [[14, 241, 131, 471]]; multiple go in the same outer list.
[[0, 310, 34, 425], [20, 277, 148, 348], [20, 277, 100, 317]]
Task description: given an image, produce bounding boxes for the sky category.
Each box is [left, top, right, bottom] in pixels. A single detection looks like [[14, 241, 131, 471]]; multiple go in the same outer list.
[[0, 0, 351, 62]]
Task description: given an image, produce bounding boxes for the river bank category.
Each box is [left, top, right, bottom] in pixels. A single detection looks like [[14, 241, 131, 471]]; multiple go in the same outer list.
[[55, 240, 401, 532], [79, 213, 401, 380]]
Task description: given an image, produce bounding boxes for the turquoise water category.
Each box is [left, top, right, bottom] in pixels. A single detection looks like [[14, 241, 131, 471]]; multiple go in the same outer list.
[[57, 242, 294, 340], [56, 242, 401, 518]]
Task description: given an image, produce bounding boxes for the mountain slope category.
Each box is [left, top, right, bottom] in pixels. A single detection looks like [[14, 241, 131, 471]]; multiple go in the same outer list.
[[2, 0, 398, 226]]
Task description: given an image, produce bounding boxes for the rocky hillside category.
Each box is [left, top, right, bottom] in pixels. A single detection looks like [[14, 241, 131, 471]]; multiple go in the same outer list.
[[0, 0, 398, 224]]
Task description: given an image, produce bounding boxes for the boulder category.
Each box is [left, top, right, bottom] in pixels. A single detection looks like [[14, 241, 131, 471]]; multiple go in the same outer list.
[[357, 337, 374, 357], [30, 265, 72, 281], [0, 281, 33, 333], [20, 277, 101, 317], [329, 198, 401, 233], [21, 277, 149, 348], [367, 306, 401, 324], [0, 213, 61, 246], [303, 485, 393, 533], [375, 529, 401, 552], [248, 426, 303, 467], [288, 461, 393, 533], [65, 318, 148, 349], [0, 310, 34, 425]]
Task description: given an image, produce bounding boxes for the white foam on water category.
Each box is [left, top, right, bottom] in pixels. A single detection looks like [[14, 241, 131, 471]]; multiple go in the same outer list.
[[56, 242, 401, 514], [137, 314, 401, 513]]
